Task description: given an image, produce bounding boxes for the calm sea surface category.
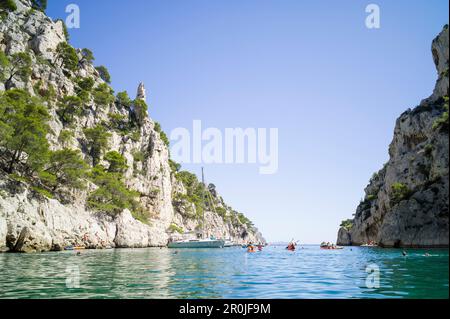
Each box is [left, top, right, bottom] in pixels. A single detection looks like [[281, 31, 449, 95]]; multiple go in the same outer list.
[[0, 245, 448, 299]]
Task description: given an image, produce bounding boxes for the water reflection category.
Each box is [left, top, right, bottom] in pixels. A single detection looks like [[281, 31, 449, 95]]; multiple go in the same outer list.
[[0, 246, 448, 299]]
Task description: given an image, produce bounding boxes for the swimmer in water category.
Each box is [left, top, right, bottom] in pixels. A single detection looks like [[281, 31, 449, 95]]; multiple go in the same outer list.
[[402, 250, 407, 256]]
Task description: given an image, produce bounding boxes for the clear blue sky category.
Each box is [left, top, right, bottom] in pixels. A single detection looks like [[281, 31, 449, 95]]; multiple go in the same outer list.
[[48, 0, 448, 243]]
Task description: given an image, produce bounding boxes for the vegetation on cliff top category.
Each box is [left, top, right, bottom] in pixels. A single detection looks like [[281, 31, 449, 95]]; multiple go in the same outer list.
[[0, 51, 32, 90], [56, 42, 78, 72], [95, 66, 111, 84], [0, 89, 87, 198], [172, 169, 255, 231], [432, 96, 449, 132], [87, 164, 140, 217], [0, 0, 17, 12], [340, 219, 353, 231], [31, 0, 47, 12]]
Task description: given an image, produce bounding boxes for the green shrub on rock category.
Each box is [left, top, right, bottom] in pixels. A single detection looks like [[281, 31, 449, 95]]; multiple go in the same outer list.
[[57, 95, 82, 124], [215, 206, 227, 217], [175, 171, 208, 218], [390, 182, 412, 204], [32, 0, 47, 12], [0, 0, 17, 11], [432, 96, 449, 132], [340, 219, 353, 231], [154, 122, 170, 146], [40, 149, 88, 191], [80, 48, 94, 64], [56, 42, 79, 72], [83, 124, 111, 166], [133, 98, 148, 124], [95, 65, 111, 83], [169, 159, 181, 174], [116, 91, 132, 108], [93, 83, 115, 107], [58, 129, 74, 147], [33, 80, 56, 103], [87, 165, 140, 216], [107, 113, 128, 132], [74, 77, 95, 103], [169, 223, 184, 234], [31, 186, 53, 199], [1, 52, 32, 89], [0, 89, 50, 174], [76, 77, 95, 92], [0, 51, 8, 81], [132, 150, 145, 163], [104, 151, 128, 173]]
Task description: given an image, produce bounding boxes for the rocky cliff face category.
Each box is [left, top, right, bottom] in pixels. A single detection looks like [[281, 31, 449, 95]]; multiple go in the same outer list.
[[337, 26, 449, 248], [0, 0, 264, 252]]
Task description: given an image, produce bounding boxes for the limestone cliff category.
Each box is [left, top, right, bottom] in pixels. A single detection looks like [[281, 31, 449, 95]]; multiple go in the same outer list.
[[337, 26, 449, 248], [0, 0, 264, 252]]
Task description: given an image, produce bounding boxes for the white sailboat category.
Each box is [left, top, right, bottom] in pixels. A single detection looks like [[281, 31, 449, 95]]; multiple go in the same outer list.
[[168, 237, 224, 248], [223, 238, 235, 247], [168, 167, 225, 249]]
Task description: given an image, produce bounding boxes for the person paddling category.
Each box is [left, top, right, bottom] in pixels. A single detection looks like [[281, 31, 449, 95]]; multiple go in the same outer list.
[[286, 240, 296, 251]]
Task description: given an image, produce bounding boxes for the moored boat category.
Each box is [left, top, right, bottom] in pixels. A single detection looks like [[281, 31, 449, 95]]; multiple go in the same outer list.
[[223, 239, 234, 247], [361, 241, 378, 247], [168, 238, 225, 248], [320, 242, 343, 250]]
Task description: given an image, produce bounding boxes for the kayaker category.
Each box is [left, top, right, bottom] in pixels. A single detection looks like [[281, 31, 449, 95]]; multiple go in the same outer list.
[[287, 241, 296, 251]]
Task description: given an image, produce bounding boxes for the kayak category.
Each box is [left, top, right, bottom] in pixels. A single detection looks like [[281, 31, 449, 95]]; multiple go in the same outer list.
[[247, 246, 256, 253], [65, 246, 86, 250]]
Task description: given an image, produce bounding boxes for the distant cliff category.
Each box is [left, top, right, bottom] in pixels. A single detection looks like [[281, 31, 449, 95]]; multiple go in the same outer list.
[[0, 0, 264, 252], [337, 26, 449, 248]]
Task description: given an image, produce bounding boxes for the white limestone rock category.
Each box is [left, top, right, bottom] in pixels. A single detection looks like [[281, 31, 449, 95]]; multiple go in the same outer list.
[[114, 210, 150, 248], [0, 216, 7, 252], [0, 1, 265, 253], [337, 26, 449, 248]]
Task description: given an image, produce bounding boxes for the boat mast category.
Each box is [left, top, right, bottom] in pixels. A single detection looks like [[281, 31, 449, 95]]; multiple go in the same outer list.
[[201, 167, 205, 239]]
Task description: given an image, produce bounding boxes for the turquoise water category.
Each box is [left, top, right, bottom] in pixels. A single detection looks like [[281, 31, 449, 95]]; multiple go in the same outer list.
[[0, 245, 448, 299]]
